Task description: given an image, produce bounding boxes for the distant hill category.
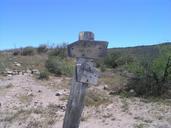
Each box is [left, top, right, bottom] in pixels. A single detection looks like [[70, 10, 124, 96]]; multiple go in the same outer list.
[[108, 42, 171, 61]]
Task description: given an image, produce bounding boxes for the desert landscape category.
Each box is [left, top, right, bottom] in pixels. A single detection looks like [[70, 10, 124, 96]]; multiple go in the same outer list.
[[0, 43, 171, 128], [1, 0, 171, 127], [0, 72, 170, 128]]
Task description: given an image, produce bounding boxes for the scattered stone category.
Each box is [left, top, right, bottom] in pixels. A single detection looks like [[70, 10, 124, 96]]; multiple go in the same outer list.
[[31, 69, 40, 75], [103, 85, 109, 90], [38, 90, 42, 93], [14, 62, 21, 67], [34, 102, 38, 105], [26, 69, 32, 74], [7, 70, 13, 74], [111, 117, 116, 121], [27, 91, 33, 96], [7, 74, 12, 77], [55, 93, 61, 96], [57, 105, 65, 111], [129, 89, 136, 96], [109, 91, 118, 95], [12, 70, 18, 75]]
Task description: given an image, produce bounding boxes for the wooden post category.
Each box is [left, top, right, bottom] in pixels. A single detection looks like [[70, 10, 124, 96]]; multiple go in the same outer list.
[[63, 32, 108, 128], [63, 58, 88, 128]]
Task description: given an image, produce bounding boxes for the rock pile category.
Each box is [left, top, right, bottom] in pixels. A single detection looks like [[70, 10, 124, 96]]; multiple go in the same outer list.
[[2, 68, 40, 76]]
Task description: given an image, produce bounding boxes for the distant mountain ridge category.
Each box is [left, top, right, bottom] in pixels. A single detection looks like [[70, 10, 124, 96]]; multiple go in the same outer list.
[[108, 42, 171, 60]]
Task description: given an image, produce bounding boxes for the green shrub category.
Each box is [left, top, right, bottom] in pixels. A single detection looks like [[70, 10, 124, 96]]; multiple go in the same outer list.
[[39, 71, 49, 80], [45, 56, 73, 76], [13, 50, 21, 56], [103, 52, 133, 68], [100, 64, 106, 72], [22, 47, 35, 56], [49, 43, 67, 58], [85, 89, 110, 107], [104, 52, 119, 68], [37, 44, 48, 53], [126, 54, 171, 97]]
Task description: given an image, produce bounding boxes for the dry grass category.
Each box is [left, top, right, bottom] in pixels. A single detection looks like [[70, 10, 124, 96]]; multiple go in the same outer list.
[[0, 104, 60, 127], [134, 123, 148, 128], [121, 98, 129, 112], [99, 71, 127, 91], [0, 53, 48, 73], [0, 83, 14, 95], [37, 76, 71, 91], [85, 88, 111, 107], [17, 94, 33, 104]]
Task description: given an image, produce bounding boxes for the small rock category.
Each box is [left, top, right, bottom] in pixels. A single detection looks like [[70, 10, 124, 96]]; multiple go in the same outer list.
[[27, 92, 33, 96], [7, 70, 13, 74], [111, 117, 116, 121], [38, 90, 42, 93], [34, 102, 38, 105], [31, 69, 40, 75], [57, 105, 65, 111], [14, 62, 21, 67], [129, 89, 136, 96], [12, 71, 18, 75], [109, 91, 118, 95], [55, 93, 61, 96], [7, 74, 12, 77], [103, 85, 109, 90], [129, 89, 134, 93], [26, 69, 32, 74]]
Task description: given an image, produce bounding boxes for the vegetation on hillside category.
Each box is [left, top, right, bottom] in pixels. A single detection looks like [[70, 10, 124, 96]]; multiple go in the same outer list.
[[1, 42, 171, 97], [125, 44, 171, 97]]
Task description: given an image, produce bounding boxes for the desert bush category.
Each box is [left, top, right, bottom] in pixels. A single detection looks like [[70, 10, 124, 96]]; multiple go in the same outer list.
[[104, 52, 119, 68], [37, 44, 48, 53], [45, 56, 73, 76], [49, 43, 67, 58], [22, 47, 35, 56], [39, 70, 49, 80], [100, 64, 106, 72], [117, 55, 134, 66], [85, 89, 111, 107], [126, 48, 171, 97], [125, 45, 171, 96], [103, 52, 133, 68], [13, 50, 21, 56]]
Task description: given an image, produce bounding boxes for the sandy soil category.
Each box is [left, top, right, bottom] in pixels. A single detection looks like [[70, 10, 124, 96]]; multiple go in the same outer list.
[[0, 74, 171, 128]]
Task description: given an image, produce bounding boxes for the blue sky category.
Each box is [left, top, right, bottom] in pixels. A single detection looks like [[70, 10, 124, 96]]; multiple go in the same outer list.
[[0, 0, 171, 50]]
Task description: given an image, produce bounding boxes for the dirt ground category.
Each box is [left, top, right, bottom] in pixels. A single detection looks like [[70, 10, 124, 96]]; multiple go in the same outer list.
[[0, 74, 171, 128]]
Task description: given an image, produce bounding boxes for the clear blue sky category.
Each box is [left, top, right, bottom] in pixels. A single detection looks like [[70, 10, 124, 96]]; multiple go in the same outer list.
[[0, 0, 171, 50]]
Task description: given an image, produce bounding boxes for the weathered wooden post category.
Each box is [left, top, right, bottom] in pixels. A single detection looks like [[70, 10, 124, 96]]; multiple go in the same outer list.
[[63, 31, 108, 128]]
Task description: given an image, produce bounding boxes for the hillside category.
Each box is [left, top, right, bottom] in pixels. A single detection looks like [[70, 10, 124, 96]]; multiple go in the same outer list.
[[108, 42, 171, 61]]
